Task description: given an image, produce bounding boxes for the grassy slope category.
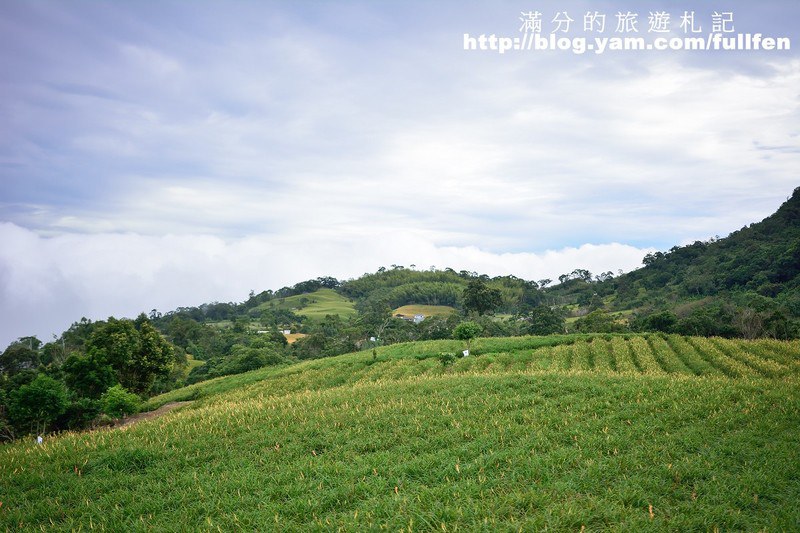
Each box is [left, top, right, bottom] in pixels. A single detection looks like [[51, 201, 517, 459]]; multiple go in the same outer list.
[[2, 334, 799, 531], [259, 288, 356, 321], [284, 333, 307, 344], [393, 304, 456, 317]]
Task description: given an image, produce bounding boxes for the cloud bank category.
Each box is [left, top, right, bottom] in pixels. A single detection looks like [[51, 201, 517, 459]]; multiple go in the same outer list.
[[0, 1, 798, 346], [0, 222, 653, 347]]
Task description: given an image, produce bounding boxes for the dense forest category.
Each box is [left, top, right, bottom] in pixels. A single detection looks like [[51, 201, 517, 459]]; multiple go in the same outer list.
[[1, 188, 798, 440]]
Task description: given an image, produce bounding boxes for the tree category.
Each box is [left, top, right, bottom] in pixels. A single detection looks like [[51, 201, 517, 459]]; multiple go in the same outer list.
[[86, 318, 139, 374], [87, 317, 174, 394], [634, 311, 677, 333], [0, 339, 41, 376], [520, 306, 565, 335], [232, 317, 250, 333], [62, 353, 117, 399], [642, 251, 665, 266], [462, 279, 502, 316], [570, 269, 593, 283], [418, 315, 459, 340], [734, 307, 764, 339], [8, 374, 68, 434], [453, 321, 482, 353], [128, 320, 175, 393]]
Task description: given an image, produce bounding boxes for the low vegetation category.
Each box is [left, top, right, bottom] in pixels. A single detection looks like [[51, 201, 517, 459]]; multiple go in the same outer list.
[[1, 334, 798, 530]]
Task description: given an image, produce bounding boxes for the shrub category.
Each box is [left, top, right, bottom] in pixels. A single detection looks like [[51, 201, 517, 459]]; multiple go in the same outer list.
[[453, 321, 483, 352], [438, 352, 457, 366], [100, 385, 141, 418]]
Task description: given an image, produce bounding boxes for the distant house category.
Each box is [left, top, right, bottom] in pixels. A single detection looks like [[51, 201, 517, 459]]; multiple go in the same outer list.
[[395, 313, 427, 324], [281, 329, 291, 335]]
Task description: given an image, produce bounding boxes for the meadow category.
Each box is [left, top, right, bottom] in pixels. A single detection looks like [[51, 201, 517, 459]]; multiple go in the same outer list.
[[393, 305, 456, 318], [1, 334, 798, 530], [260, 288, 357, 322]]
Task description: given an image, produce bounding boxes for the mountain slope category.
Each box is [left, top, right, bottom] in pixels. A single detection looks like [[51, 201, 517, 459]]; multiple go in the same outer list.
[[628, 186, 800, 299], [545, 187, 800, 334], [2, 335, 799, 530]]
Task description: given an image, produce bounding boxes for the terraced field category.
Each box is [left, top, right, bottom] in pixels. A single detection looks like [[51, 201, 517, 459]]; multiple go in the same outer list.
[[2, 334, 799, 530]]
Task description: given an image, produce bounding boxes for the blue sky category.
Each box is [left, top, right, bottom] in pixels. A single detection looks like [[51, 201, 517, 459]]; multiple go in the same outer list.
[[1, 1, 798, 347]]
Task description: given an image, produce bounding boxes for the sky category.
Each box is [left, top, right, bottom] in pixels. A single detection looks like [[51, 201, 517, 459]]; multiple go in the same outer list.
[[1, 1, 798, 348]]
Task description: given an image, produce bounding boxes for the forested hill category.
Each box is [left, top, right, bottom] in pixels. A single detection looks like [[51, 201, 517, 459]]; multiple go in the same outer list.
[[630, 186, 799, 299], [143, 186, 798, 340], [546, 186, 800, 337]]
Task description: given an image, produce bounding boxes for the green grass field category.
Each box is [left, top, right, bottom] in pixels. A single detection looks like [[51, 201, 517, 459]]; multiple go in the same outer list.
[[259, 288, 356, 321], [393, 304, 456, 318], [2, 334, 799, 530]]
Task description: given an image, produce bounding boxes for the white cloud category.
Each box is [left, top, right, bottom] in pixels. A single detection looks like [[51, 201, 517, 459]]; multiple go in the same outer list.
[[1, 1, 798, 347], [0, 223, 653, 348]]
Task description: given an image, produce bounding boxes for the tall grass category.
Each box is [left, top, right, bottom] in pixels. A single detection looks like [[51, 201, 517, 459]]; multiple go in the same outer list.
[[6, 334, 796, 530]]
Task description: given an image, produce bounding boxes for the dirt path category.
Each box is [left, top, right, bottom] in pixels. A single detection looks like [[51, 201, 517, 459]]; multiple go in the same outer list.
[[114, 401, 193, 428]]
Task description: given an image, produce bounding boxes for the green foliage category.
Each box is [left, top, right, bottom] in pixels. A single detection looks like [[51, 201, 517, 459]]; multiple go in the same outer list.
[[673, 305, 737, 337], [231, 317, 250, 333], [216, 344, 285, 375], [7, 374, 68, 434], [0, 339, 41, 376], [383, 282, 464, 308], [453, 321, 482, 341], [632, 310, 678, 334], [462, 278, 502, 316], [291, 314, 361, 360], [438, 352, 457, 366], [572, 310, 628, 333], [417, 315, 460, 340], [519, 306, 566, 335], [100, 385, 141, 418], [340, 267, 467, 300], [188, 337, 290, 383], [453, 321, 482, 352], [87, 316, 174, 394], [62, 353, 116, 399], [58, 397, 101, 431]]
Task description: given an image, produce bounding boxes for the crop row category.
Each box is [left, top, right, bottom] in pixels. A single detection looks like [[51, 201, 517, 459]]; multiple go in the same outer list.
[[423, 335, 798, 381], [145, 335, 800, 410], [526, 335, 799, 379]]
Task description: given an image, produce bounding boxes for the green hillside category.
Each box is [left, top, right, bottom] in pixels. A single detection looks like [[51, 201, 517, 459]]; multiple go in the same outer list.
[[257, 288, 356, 321], [546, 187, 800, 335], [393, 304, 456, 318], [3, 335, 799, 530]]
